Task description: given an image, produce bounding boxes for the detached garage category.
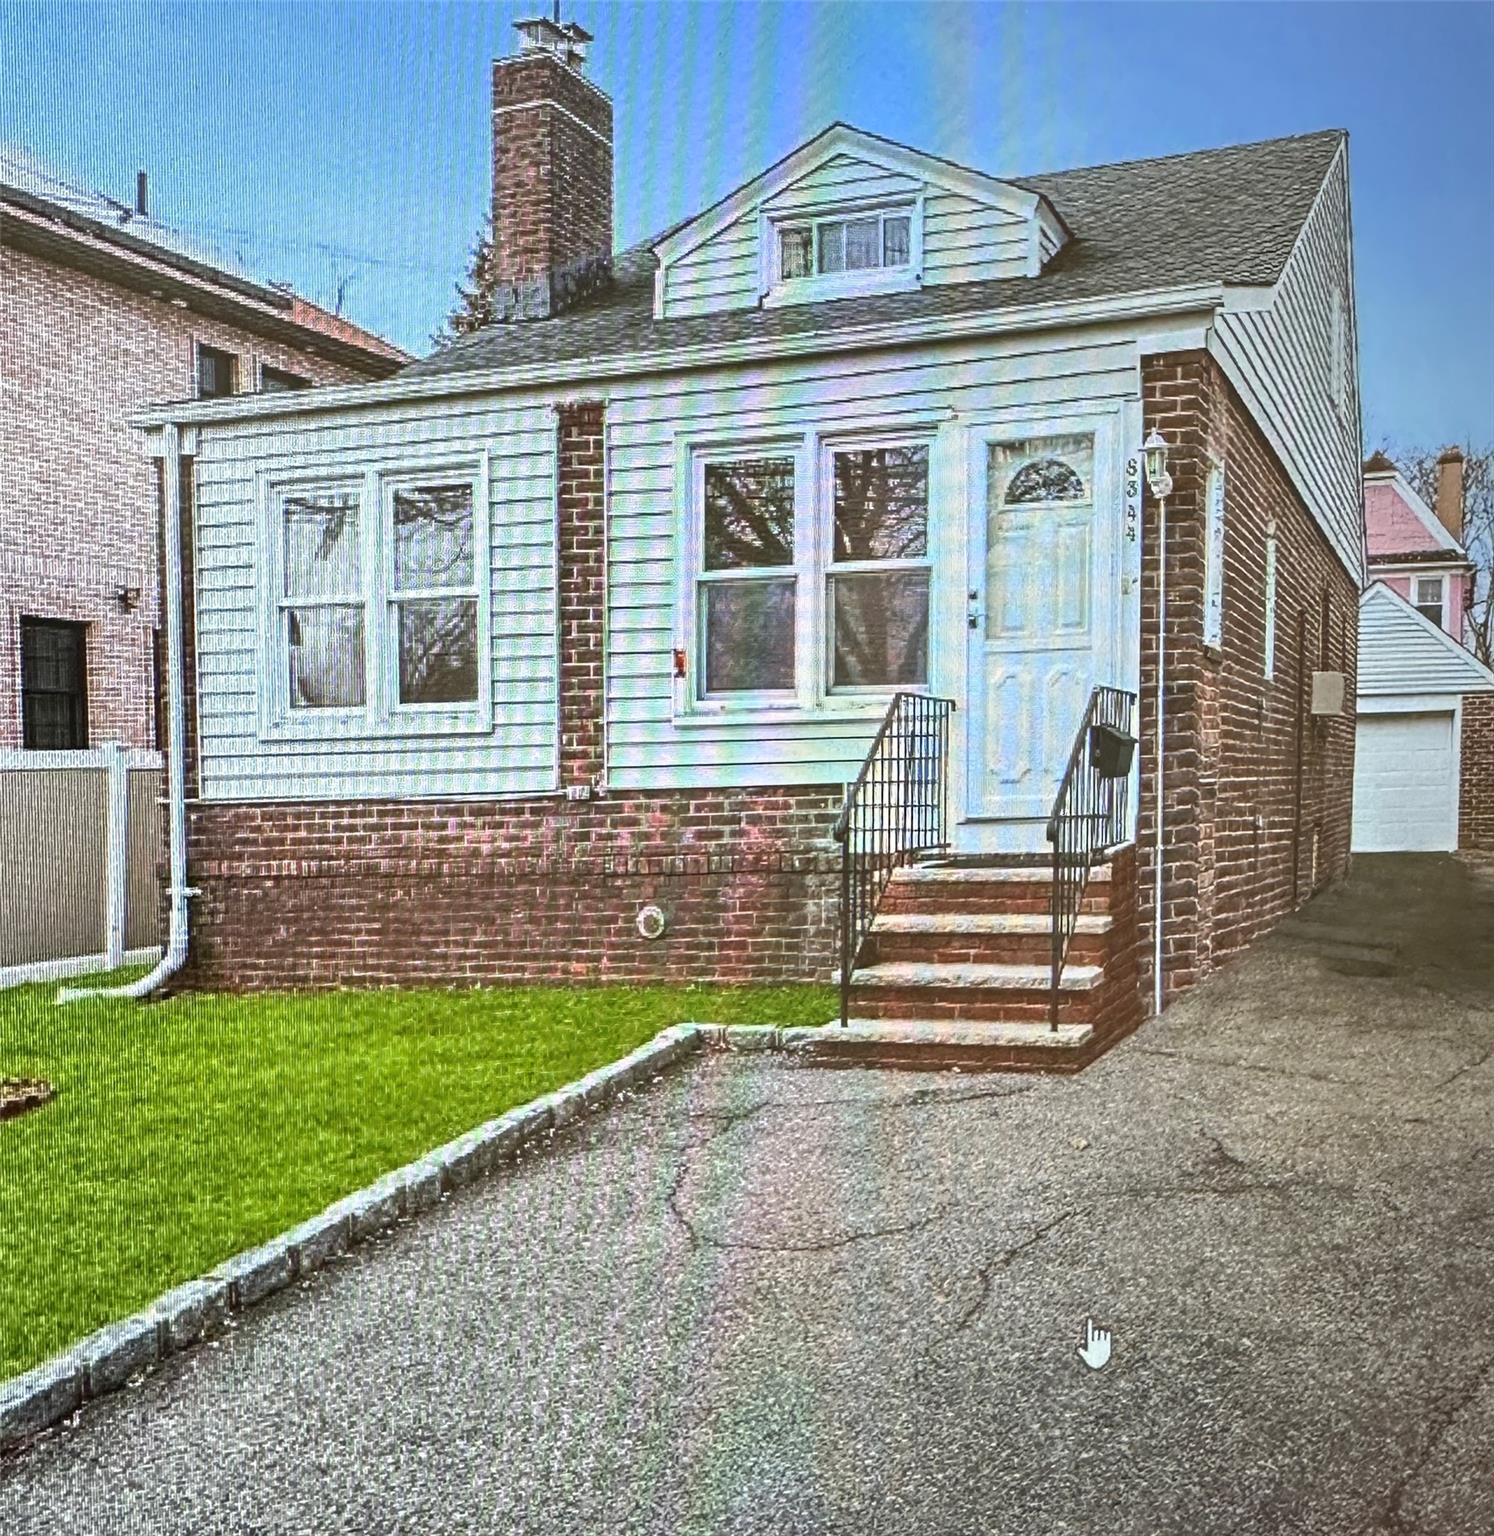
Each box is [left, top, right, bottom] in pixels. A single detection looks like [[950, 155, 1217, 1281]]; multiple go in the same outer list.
[[1354, 584, 1494, 854]]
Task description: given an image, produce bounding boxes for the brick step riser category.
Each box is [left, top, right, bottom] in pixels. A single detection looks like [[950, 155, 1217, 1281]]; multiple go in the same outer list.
[[847, 988, 1104, 1025], [880, 888, 1111, 918], [865, 931, 1110, 967]]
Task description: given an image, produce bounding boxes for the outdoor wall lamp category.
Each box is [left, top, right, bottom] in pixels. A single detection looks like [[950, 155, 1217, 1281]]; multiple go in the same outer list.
[[1143, 428, 1172, 500]]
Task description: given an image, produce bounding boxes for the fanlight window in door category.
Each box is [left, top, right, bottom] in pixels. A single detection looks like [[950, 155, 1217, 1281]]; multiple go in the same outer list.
[[987, 435, 1095, 642]]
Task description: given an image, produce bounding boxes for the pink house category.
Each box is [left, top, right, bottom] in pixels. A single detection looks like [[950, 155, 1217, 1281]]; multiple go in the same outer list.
[[1362, 449, 1474, 641], [1354, 449, 1494, 853]]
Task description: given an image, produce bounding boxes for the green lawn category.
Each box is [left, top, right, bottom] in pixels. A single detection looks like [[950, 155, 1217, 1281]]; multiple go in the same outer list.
[[0, 975, 834, 1380]]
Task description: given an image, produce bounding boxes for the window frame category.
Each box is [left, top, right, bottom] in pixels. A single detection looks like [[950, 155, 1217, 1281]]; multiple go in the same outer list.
[[675, 425, 935, 722], [1263, 521, 1279, 681], [822, 436, 933, 696], [760, 195, 924, 308], [195, 342, 237, 399], [256, 453, 491, 742], [1412, 573, 1447, 630], [20, 616, 89, 750]]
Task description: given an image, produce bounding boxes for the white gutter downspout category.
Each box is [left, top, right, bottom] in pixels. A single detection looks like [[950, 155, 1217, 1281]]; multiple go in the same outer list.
[[1153, 484, 1167, 1018], [60, 425, 192, 1003]]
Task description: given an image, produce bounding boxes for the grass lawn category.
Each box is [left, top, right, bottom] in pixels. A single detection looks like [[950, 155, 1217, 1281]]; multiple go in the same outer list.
[[0, 974, 834, 1381]]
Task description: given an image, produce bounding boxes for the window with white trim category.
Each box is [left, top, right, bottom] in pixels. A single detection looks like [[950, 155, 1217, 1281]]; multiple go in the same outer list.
[[827, 444, 930, 689], [777, 206, 914, 282], [1412, 574, 1446, 630], [264, 459, 489, 736], [686, 435, 931, 709]]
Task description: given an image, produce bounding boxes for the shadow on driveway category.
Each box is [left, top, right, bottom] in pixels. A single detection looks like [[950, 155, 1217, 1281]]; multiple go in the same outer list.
[[2, 855, 1491, 1534]]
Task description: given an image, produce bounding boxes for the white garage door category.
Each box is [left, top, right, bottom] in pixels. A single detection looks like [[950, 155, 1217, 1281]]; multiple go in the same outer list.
[[1352, 711, 1458, 852]]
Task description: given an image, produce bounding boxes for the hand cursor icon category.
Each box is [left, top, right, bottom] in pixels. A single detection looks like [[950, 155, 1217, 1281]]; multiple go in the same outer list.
[[1077, 1317, 1111, 1370]]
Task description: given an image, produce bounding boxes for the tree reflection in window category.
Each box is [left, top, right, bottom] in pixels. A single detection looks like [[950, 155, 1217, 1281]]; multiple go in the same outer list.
[[1003, 458, 1086, 504], [703, 458, 795, 569]]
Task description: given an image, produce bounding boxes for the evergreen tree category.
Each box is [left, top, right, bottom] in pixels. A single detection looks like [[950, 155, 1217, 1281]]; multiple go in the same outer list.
[[432, 215, 502, 348]]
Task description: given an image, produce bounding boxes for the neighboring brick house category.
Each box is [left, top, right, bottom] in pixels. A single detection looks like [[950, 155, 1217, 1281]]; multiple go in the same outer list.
[[1354, 450, 1494, 852], [134, 17, 1363, 1062], [0, 146, 407, 751]]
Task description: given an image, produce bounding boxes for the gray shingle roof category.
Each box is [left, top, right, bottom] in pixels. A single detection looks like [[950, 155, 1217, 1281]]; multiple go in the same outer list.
[[406, 128, 1344, 382]]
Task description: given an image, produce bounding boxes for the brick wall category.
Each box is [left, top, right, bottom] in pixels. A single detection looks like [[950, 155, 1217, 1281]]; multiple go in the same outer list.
[[491, 52, 612, 310], [1137, 350, 1359, 1009], [177, 788, 843, 992], [557, 401, 606, 786], [0, 243, 373, 749], [1461, 694, 1494, 851]]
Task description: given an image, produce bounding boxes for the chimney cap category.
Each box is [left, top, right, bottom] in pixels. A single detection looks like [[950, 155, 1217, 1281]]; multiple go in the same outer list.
[[1437, 445, 1466, 465], [514, 15, 592, 68]]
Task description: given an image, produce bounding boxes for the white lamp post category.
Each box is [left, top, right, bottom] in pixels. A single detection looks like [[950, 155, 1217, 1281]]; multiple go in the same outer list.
[[1142, 429, 1171, 1017]]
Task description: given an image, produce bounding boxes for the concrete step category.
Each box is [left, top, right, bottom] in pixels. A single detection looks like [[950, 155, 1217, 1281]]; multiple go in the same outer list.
[[870, 912, 1113, 936], [788, 1018, 1099, 1072], [893, 862, 1113, 886], [850, 960, 1104, 991]]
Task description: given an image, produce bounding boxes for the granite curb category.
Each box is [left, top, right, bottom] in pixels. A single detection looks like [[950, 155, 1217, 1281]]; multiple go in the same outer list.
[[0, 1020, 715, 1455]]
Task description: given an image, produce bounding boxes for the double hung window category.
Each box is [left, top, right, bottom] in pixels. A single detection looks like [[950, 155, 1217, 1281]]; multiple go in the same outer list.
[[1412, 575, 1445, 630], [689, 435, 931, 710], [264, 459, 488, 735]]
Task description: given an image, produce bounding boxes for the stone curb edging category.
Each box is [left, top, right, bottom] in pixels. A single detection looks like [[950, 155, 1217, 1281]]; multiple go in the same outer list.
[[0, 1020, 716, 1454]]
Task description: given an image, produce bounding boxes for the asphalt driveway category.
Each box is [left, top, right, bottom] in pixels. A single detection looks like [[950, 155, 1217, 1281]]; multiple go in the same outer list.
[[2, 854, 1491, 1535]]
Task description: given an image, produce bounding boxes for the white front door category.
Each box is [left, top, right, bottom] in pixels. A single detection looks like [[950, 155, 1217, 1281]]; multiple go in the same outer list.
[[957, 420, 1118, 849]]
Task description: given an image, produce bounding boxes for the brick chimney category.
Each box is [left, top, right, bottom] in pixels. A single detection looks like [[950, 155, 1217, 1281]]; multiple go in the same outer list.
[[491, 16, 613, 321], [1435, 446, 1466, 543]]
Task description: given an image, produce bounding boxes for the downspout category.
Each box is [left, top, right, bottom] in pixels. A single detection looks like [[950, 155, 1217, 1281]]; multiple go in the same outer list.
[[60, 425, 192, 1002], [1153, 486, 1167, 1018]]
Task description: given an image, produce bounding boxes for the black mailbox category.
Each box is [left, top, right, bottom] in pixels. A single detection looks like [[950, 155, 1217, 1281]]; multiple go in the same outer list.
[[1089, 721, 1136, 779]]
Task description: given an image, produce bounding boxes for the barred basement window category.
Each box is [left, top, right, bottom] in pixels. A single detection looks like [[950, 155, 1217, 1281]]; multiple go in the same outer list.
[[20, 617, 88, 749]]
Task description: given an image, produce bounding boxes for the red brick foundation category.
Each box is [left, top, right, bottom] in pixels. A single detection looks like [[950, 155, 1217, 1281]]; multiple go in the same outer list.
[[1136, 351, 1358, 1011], [1461, 694, 1494, 851], [177, 788, 843, 991]]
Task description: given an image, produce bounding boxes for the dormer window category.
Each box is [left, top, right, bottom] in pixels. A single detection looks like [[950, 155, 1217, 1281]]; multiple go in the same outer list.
[[776, 206, 915, 285]]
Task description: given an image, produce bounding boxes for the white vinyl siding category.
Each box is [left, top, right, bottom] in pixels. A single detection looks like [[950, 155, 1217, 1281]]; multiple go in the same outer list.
[[659, 153, 1040, 319], [1358, 585, 1494, 698], [604, 328, 1140, 790], [920, 191, 1030, 286], [1211, 145, 1363, 582], [189, 397, 557, 802]]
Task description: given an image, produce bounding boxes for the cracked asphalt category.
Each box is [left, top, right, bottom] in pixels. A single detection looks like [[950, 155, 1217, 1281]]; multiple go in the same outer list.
[[2, 853, 1491, 1534]]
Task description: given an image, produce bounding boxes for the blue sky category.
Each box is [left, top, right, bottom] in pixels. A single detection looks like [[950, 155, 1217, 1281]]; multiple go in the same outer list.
[[2, 1, 1490, 448]]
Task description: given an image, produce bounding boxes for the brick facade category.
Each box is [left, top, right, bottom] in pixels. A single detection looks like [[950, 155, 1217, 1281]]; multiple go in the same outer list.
[[491, 52, 613, 317], [556, 401, 607, 787], [1137, 350, 1358, 1008], [1461, 694, 1494, 851], [0, 242, 385, 750]]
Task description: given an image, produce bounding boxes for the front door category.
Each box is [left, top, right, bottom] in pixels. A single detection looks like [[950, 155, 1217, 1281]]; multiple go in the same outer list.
[[958, 421, 1115, 845]]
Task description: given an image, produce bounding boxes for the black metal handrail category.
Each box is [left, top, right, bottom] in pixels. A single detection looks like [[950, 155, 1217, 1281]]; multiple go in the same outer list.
[[1045, 685, 1137, 1030], [832, 691, 956, 1028]]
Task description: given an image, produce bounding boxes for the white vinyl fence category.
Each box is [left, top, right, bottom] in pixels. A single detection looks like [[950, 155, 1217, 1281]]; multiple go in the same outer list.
[[0, 747, 164, 988]]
